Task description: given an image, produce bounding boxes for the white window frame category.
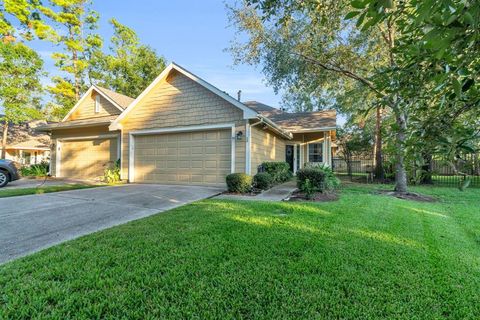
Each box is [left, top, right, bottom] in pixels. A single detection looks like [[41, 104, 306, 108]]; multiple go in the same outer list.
[[95, 95, 101, 113], [308, 142, 324, 163]]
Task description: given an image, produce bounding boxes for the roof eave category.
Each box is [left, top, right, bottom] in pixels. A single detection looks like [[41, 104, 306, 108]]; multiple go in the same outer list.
[[257, 115, 293, 140], [289, 126, 337, 133], [35, 121, 114, 132]]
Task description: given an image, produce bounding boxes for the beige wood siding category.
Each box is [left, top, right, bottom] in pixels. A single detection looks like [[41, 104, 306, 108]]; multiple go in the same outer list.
[[250, 126, 286, 174], [120, 70, 246, 179], [50, 126, 116, 177], [134, 129, 231, 185], [59, 137, 117, 179], [68, 92, 121, 121]]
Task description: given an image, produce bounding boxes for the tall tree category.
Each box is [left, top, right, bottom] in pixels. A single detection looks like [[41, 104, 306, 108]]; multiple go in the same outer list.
[[227, 0, 392, 186], [0, 41, 44, 158], [0, 0, 56, 41], [41, 0, 102, 119], [89, 19, 166, 98]]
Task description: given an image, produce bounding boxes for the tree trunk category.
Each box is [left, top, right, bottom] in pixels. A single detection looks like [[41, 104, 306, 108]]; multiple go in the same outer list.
[[420, 153, 433, 184], [373, 106, 385, 181], [70, 26, 81, 101], [394, 110, 408, 192], [1, 121, 8, 159]]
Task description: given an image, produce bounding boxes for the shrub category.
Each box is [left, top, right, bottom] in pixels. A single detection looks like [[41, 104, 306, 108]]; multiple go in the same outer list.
[[261, 162, 292, 183], [302, 178, 315, 199], [103, 160, 121, 184], [20, 161, 49, 177], [297, 164, 340, 193], [253, 172, 273, 190], [226, 173, 252, 193]]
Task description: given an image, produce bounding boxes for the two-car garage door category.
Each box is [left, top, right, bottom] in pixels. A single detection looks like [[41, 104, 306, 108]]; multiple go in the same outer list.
[[133, 129, 231, 185]]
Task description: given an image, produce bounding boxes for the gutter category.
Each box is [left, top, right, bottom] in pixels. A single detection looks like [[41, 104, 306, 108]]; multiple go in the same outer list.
[[35, 121, 114, 132], [256, 115, 293, 140]]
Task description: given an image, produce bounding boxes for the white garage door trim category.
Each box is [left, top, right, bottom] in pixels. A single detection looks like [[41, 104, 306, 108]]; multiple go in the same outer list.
[[55, 133, 120, 177], [128, 123, 236, 183]]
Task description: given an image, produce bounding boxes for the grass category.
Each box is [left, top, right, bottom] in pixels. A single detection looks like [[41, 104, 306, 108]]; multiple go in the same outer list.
[[1, 185, 479, 319], [0, 184, 99, 198]]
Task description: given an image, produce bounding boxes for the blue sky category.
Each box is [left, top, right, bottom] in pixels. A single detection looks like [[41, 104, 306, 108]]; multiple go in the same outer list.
[[33, 0, 283, 107]]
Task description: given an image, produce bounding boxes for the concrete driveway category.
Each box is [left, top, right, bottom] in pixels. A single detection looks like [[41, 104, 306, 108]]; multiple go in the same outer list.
[[0, 184, 223, 264]]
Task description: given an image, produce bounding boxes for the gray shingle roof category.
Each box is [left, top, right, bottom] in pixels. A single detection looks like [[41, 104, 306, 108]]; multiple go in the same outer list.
[[94, 86, 135, 109], [243, 101, 336, 132]]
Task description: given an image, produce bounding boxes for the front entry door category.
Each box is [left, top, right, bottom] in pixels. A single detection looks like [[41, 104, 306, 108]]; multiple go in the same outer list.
[[286, 145, 294, 171]]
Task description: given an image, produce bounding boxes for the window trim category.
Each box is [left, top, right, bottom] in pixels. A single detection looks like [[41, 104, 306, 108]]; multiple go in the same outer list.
[[95, 95, 101, 113], [308, 142, 323, 163]]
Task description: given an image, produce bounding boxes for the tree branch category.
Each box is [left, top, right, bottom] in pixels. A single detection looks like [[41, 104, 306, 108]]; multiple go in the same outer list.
[[291, 51, 386, 98]]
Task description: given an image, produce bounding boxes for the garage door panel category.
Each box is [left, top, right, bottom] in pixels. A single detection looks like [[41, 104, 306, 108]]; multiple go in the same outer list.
[[134, 129, 231, 185], [61, 138, 117, 179]]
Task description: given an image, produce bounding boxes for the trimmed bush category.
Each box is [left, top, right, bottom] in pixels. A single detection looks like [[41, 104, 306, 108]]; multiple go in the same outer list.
[[297, 164, 340, 193], [226, 173, 253, 193], [253, 172, 273, 190], [261, 162, 292, 183]]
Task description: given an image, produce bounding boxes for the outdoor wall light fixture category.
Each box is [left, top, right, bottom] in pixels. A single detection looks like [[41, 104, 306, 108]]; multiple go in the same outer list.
[[236, 131, 243, 140]]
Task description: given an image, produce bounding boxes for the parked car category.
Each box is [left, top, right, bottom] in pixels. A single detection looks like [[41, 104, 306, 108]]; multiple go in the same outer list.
[[0, 159, 20, 188]]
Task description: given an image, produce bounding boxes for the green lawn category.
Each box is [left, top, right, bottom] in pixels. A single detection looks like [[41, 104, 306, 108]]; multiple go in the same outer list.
[[0, 184, 99, 198], [1, 185, 479, 319]]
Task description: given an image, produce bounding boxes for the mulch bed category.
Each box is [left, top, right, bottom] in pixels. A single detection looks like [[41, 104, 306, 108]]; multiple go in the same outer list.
[[287, 190, 339, 202], [375, 190, 437, 202]]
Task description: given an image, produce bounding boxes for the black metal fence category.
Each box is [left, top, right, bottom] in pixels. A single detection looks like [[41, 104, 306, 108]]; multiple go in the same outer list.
[[332, 154, 480, 188]]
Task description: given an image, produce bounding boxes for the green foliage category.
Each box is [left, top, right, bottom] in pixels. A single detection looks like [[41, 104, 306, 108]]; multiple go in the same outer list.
[[103, 160, 121, 184], [44, 0, 102, 119], [20, 162, 49, 177], [226, 173, 253, 193], [89, 19, 167, 98], [297, 164, 340, 193], [253, 172, 273, 190], [301, 178, 315, 199], [261, 162, 291, 183], [0, 42, 44, 124], [0, 0, 56, 40], [1, 185, 479, 318]]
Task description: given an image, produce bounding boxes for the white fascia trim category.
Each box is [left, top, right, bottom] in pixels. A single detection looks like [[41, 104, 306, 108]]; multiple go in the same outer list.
[[171, 62, 258, 120], [290, 127, 337, 133], [92, 85, 127, 113], [257, 115, 293, 140], [109, 62, 258, 131], [62, 86, 124, 122], [129, 123, 236, 136], [127, 123, 237, 182], [58, 133, 119, 142], [7, 147, 50, 151]]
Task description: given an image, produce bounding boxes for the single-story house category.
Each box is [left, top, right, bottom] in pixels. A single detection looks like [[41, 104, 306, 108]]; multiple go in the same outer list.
[[1, 120, 50, 165], [38, 62, 336, 185]]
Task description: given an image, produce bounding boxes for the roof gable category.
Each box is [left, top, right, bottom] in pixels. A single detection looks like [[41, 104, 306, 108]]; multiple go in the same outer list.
[[62, 86, 133, 122], [109, 62, 258, 130]]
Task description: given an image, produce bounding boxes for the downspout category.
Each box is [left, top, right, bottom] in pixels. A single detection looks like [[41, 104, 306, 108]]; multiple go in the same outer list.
[[247, 119, 264, 175]]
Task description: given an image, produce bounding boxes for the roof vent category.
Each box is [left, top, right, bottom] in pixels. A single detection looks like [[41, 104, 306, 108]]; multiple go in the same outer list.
[[237, 90, 242, 102]]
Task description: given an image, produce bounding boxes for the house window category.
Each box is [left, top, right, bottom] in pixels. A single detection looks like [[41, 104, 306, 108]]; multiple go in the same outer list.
[[308, 143, 323, 163], [95, 95, 100, 113]]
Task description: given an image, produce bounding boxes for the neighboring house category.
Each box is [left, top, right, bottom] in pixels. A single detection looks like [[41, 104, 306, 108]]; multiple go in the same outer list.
[[38, 63, 336, 185], [1, 120, 50, 165]]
